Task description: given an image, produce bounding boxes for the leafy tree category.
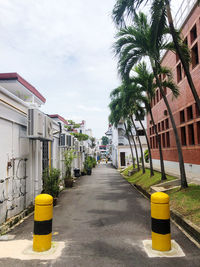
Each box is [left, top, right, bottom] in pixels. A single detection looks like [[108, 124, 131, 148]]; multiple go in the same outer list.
[[90, 137, 96, 148], [71, 132, 89, 141], [102, 136, 109, 146], [65, 120, 81, 131]]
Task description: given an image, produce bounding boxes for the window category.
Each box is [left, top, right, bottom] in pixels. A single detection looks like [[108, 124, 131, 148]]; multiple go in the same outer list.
[[191, 44, 199, 68], [164, 87, 167, 95], [181, 127, 186, 146], [161, 121, 165, 131], [158, 123, 161, 132], [156, 90, 159, 103], [184, 37, 188, 46], [190, 24, 197, 44], [177, 63, 182, 83], [155, 136, 158, 148], [187, 105, 193, 121], [137, 130, 145, 136], [195, 103, 200, 118], [165, 118, 169, 129], [197, 122, 200, 144], [166, 132, 170, 147], [150, 127, 152, 135], [162, 133, 165, 148], [180, 110, 185, 123], [150, 137, 153, 148], [188, 124, 195, 145]]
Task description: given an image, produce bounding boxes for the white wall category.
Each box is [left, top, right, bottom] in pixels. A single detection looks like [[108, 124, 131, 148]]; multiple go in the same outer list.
[[0, 97, 43, 224]]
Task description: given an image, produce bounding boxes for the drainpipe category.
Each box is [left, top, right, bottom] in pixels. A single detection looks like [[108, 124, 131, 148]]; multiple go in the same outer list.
[[34, 140, 39, 198]]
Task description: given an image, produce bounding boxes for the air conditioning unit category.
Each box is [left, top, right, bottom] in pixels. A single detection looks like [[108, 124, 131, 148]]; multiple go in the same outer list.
[[60, 133, 66, 146], [27, 108, 45, 139], [45, 116, 53, 140]]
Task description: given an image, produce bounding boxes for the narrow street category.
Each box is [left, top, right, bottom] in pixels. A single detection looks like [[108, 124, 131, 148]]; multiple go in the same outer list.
[[1, 164, 200, 267]]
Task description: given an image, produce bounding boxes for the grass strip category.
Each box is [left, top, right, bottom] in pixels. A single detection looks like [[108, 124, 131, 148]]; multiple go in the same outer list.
[[121, 165, 175, 192], [121, 165, 200, 228], [168, 184, 200, 227]]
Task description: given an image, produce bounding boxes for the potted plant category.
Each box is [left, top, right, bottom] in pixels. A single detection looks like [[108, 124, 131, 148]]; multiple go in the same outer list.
[[84, 156, 93, 175], [42, 168, 60, 205], [64, 149, 76, 187]]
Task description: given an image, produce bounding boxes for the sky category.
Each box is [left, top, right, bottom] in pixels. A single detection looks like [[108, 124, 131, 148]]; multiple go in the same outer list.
[[0, 0, 180, 138]]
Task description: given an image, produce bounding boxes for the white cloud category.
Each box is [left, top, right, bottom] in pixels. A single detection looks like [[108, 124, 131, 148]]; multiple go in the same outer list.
[[76, 105, 106, 112], [0, 0, 117, 137]]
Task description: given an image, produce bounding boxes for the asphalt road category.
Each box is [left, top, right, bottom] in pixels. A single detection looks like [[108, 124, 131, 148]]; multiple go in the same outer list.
[[0, 163, 200, 266]]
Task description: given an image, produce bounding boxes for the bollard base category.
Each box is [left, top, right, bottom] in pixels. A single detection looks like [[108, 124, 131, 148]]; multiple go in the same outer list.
[[0, 240, 65, 260], [33, 233, 52, 252], [152, 232, 171, 251], [143, 240, 185, 258]]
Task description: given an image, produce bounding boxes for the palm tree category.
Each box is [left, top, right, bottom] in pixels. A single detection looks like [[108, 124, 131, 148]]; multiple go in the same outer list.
[[109, 88, 136, 169], [133, 62, 167, 180], [124, 122, 136, 168], [127, 118, 140, 171], [113, 12, 188, 188], [112, 0, 200, 114], [122, 82, 153, 175]]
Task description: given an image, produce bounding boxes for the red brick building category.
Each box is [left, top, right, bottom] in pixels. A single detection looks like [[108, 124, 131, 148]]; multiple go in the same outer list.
[[147, 1, 200, 180]]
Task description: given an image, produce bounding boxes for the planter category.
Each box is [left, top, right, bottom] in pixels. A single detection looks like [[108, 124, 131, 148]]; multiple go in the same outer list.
[[74, 168, 81, 178], [64, 178, 74, 188], [87, 169, 92, 175]]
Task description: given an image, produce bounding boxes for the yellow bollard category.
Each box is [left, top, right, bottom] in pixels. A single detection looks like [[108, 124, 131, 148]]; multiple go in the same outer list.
[[33, 194, 53, 252], [151, 192, 171, 251]]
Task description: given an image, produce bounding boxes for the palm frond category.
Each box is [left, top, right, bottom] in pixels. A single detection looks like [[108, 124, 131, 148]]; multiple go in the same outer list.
[[161, 80, 179, 98]]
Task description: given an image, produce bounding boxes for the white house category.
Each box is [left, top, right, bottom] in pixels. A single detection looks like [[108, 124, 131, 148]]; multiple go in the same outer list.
[[0, 73, 47, 225], [108, 116, 147, 169]]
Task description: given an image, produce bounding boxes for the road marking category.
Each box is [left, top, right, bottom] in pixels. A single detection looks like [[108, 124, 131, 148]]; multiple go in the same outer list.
[[143, 240, 185, 258]]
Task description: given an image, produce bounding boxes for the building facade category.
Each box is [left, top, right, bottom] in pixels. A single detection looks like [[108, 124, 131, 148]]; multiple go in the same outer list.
[[147, 1, 200, 180], [109, 118, 147, 169]]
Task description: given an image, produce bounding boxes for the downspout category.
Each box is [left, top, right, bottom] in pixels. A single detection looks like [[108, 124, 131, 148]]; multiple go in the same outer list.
[[34, 140, 39, 198]]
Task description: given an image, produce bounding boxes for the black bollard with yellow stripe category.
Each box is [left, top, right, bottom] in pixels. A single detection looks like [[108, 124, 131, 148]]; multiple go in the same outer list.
[[151, 192, 171, 251], [33, 194, 53, 252]]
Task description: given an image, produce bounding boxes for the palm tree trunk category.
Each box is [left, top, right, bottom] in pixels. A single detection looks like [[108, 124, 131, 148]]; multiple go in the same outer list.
[[124, 122, 135, 169], [152, 62, 188, 188], [129, 125, 140, 171], [137, 112, 154, 176], [130, 115, 145, 174], [165, 0, 200, 114], [148, 103, 167, 180]]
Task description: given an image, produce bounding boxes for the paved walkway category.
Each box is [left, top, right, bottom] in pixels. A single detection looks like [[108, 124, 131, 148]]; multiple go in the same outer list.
[[0, 164, 200, 266]]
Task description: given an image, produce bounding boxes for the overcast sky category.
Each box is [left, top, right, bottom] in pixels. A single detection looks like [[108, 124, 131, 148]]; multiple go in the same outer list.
[[0, 0, 180, 138]]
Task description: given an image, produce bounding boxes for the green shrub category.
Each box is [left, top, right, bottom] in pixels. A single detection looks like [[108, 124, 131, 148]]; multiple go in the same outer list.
[[144, 149, 149, 163], [43, 168, 60, 198], [84, 156, 93, 170]]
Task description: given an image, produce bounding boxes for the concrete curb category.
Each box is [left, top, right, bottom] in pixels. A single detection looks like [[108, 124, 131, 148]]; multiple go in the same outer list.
[[123, 177, 200, 247], [0, 205, 34, 235]]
